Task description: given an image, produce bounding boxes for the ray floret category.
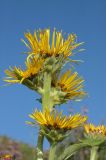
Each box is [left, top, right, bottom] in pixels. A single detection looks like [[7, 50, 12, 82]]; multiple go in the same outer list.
[[57, 70, 86, 101], [29, 109, 87, 130], [22, 28, 83, 58], [4, 57, 44, 84], [84, 124, 106, 137]]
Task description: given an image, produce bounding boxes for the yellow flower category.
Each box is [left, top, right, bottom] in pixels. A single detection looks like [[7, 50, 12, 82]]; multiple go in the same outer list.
[[1, 154, 12, 159], [22, 28, 83, 58], [84, 124, 106, 137], [28, 109, 87, 130], [57, 70, 86, 101], [4, 57, 44, 84]]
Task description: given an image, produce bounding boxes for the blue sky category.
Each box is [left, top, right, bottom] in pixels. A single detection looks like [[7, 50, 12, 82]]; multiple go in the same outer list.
[[0, 0, 106, 147]]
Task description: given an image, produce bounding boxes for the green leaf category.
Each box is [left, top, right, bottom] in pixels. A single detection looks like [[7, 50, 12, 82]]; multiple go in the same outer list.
[[57, 143, 88, 160]]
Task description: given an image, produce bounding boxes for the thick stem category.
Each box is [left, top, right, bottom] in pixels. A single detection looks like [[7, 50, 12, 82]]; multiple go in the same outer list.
[[36, 72, 52, 160], [90, 146, 99, 160], [36, 129, 44, 160], [42, 72, 53, 111], [48, 144, 56, 160]]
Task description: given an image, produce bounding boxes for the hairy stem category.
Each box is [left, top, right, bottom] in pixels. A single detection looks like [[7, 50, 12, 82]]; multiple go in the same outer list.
[[90, 146, 99, 160], [36, 129, 44, 160], [42, 72, 52, 111], [48, 144, 56, 160], [36, 71, 53, 159]]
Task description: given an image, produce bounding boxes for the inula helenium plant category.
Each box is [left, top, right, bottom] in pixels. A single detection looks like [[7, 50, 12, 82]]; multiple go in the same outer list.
[[3, 28, 106, 160]]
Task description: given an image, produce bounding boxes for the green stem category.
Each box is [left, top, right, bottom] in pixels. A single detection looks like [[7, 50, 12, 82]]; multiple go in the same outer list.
[[36, 129, 44, 160], [90, 146, 99, 160], [42, 72, 53, 111], [36, 72, 53, 159], [48, 144, 56, 160]]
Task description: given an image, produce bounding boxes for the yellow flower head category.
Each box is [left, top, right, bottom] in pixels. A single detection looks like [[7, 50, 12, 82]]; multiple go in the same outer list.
[[4, 57, 44, 84], [57, 70, 86, 101], [22, 28, 83, 58], [28, 109, 87, 130], [1, 154, 12, 159], [84, 124, 106, 137]]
